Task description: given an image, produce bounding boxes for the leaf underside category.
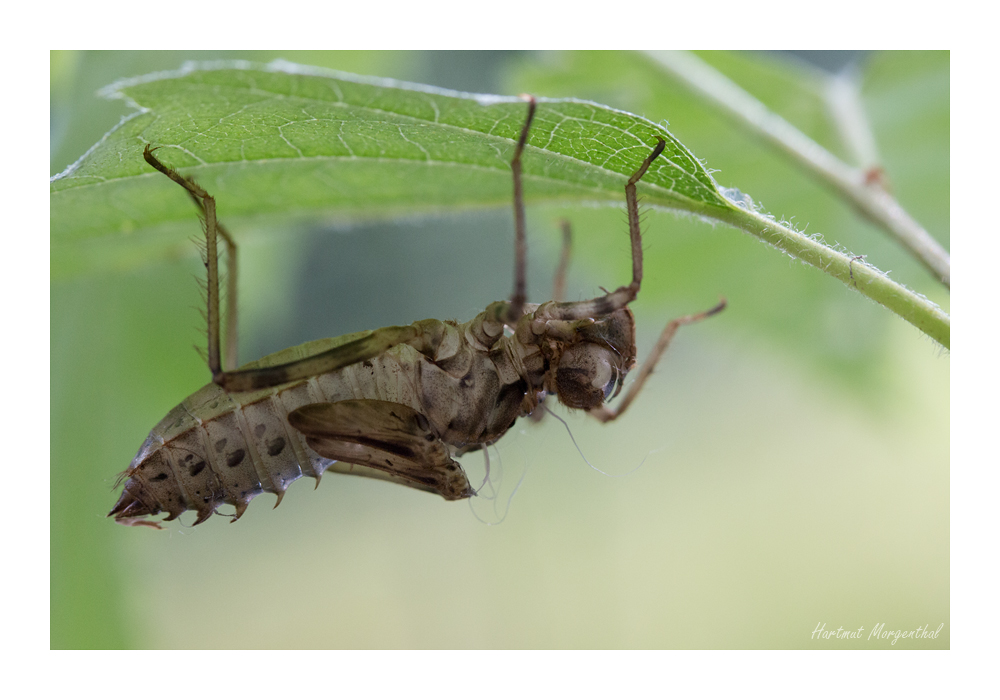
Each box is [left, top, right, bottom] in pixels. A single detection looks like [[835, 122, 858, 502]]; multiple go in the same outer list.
[[51, 62, 732, 277]]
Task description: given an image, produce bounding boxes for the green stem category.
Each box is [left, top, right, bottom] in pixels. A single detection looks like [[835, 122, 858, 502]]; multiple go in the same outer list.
[[646, 50, 951, 289], [710, 204, 950, 349]]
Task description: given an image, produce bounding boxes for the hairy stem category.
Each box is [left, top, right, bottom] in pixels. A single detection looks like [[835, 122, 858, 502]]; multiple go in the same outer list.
[[711, 204, 950, 348], [645, 50, 951, 288]]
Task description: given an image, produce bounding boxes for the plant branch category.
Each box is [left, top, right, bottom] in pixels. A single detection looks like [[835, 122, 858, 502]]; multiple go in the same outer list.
[[824, 67, 882, 173], [709, 203, 950, 349], [645, 50, 951, 289]]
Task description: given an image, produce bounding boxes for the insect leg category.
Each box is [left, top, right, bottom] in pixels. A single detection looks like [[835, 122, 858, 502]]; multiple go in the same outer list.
[[143, 146, 238, 371], [177, 178, 240, 370], [219, 226, 238, 370], [532, 139, 666, 325], [552, 219, 572, 302], [215, 324, 426, 392], [587, 299, 727, 423], [527, 219, 575, 423], [506, 95, 537, 325], [144, 148, 436, 393]]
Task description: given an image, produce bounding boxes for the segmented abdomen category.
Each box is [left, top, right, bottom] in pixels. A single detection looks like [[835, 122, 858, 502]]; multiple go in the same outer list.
[[111, 333, 422, 526]]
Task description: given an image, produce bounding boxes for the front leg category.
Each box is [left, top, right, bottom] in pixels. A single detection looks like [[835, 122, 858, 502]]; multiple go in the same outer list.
[[588, 299, 726, 423], [532, 138, 666, 326]]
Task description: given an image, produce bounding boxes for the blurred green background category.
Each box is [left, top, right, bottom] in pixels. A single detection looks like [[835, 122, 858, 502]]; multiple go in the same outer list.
[[51, 51, 949, 649]]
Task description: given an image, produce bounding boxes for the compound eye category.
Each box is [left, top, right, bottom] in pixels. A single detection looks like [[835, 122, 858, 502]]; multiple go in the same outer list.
[[555, 343, 618, 410], [602, 368, 621, 400]]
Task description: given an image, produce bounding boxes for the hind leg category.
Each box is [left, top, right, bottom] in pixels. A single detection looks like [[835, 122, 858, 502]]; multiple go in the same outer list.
[[143, 145, 239, 371]]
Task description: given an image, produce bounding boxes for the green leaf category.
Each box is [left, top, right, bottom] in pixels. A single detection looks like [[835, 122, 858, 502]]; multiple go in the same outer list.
[[50, 61, 730, 278], [51, 59, 948, 349], [502, 51, 950, 350]]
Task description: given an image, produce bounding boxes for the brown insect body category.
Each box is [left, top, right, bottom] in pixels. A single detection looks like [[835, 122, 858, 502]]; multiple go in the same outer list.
[[111, 97, 723, 528], [111, 304, 639, 526]]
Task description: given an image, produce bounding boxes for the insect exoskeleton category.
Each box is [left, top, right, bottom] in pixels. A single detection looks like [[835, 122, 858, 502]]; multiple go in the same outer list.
[[110, 96, 724, 528]]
